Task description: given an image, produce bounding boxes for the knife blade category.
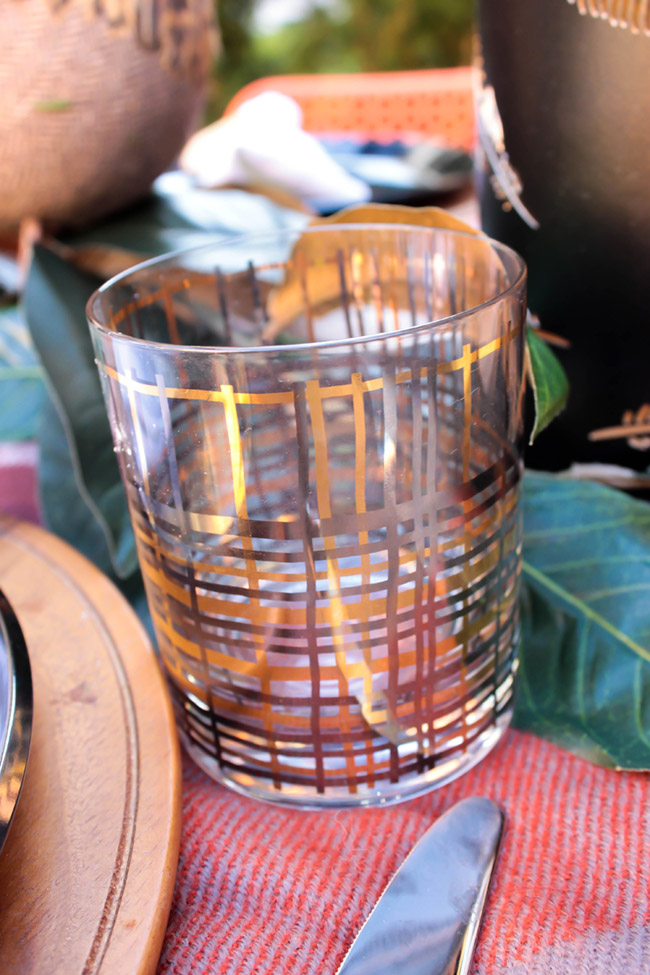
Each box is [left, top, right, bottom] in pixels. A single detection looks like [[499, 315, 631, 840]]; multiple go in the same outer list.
[[336, 797, 504, 975]]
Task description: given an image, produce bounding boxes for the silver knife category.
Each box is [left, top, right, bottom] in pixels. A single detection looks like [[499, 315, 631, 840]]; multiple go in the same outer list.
[[336, 797, 504, 975]]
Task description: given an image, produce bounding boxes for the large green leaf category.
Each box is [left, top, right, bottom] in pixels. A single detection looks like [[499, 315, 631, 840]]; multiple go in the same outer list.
[[37, 389, 153, 635], [0, 370, 46, 443], [37, 391, 118, 577], [0, 306, 46, 443], [525, 325, 569, 444], [24, 244, 137, 578], [516, 471, 650, 769]]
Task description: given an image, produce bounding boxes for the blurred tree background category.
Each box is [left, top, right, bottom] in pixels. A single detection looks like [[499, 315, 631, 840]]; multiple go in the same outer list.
[[210, 0, 474, 119]]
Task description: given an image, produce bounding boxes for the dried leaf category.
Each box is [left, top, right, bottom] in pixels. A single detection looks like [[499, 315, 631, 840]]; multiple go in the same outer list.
[[265, 202, 483, 343]]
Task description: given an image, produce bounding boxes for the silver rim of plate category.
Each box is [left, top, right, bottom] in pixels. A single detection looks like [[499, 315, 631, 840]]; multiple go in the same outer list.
[[0, 589, 33, 855]]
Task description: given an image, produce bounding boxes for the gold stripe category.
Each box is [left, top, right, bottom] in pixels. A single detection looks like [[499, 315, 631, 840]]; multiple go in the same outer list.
[[306, 378, 358, 790], [193, 577, 436, 626], [102, 364, 296, 405], [151, 576, 506, 684], [134, 513, 439, 580], [462, 343, 472, 481], [352, 372, 376, 779], [99, 322, 520, 406], [221, 383, 283, 786]]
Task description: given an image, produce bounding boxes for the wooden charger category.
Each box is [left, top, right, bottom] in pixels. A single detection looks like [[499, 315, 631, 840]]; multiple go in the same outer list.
[[0, 517, 181, 975]]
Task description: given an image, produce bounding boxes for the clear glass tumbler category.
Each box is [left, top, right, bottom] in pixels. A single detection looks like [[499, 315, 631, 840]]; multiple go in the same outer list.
[[87, 225, 526, 807]]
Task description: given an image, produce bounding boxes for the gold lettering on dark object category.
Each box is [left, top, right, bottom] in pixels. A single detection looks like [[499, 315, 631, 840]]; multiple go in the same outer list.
[[623, 405, 650, 451], [474, 54, 540, 230], [589, 404, 650, 449], [566, 0, 650, 35]]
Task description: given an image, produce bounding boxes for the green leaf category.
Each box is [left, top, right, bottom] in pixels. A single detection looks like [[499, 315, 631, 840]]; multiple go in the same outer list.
[[0, 373, 46, 442], [525, 325, 569, 444], [37, 391, 118, 576], [516, 471, 650, 769], [0, 306, 46, 442], [37, 390, 153, 636], [0, 304, 41, 368], [24, 244, 137, 578]]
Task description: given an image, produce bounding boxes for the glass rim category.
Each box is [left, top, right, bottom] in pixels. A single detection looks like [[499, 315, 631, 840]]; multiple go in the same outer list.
[[86, 223, 527, 356]]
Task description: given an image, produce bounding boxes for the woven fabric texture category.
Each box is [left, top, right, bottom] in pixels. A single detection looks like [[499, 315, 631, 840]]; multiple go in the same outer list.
[[157, 729, 650, 975]]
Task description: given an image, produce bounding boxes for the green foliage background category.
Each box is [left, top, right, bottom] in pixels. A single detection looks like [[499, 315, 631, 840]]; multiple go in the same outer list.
[[210, 0, 474, 120]]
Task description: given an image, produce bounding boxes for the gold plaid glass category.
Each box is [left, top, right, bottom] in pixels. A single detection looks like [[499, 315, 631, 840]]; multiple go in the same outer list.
[[87, 225, 527, 807]]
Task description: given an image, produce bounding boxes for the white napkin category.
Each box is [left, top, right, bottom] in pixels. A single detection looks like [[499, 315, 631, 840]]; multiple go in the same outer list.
[[180, 91, 370, 210]]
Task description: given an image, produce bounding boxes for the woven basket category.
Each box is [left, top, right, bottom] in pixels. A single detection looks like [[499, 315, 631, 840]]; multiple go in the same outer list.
[[0, 0, 217, 230]]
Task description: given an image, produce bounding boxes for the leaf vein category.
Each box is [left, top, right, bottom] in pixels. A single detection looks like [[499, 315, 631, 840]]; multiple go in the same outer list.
[[522, 560, 650, 665]]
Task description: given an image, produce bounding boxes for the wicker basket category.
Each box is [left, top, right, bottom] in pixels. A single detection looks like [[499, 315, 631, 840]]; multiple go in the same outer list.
[[0, 0, 217, 230]]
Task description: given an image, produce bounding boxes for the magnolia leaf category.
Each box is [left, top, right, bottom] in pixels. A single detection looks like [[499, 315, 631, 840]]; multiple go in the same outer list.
[[525, 324, 569, 444], [262, 202, 483, 342], [37, 391, 118, 577], [38, 389, 153, 634], [312, 202, 482, 234], [517, 471, 650, 770], [0, 370, 46, 443], [42, 237, 147, 281], [0, 305, 39, 367], [24, 244, 137, 578], [0, 305, 46, 442]]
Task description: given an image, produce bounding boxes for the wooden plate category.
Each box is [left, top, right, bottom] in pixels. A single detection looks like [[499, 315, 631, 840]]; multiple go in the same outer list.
[[0, 517, 181, 975]]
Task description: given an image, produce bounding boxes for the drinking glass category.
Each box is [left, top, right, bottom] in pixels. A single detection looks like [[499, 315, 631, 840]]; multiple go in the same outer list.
[[87, 224, 526, 807]]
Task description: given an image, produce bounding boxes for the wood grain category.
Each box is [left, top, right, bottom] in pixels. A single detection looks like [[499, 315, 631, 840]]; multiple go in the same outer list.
[[0, 516, 181, 975]]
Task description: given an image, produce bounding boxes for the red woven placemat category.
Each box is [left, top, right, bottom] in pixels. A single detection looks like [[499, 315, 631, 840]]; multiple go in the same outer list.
[[157, 728, 650, 975]]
